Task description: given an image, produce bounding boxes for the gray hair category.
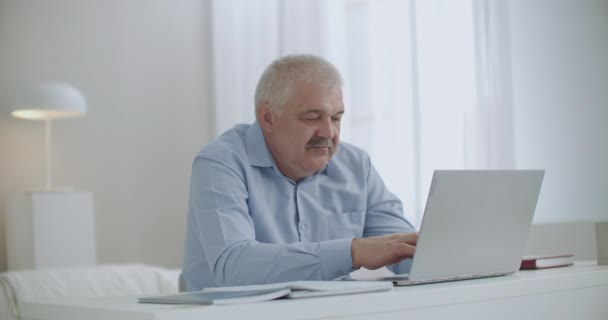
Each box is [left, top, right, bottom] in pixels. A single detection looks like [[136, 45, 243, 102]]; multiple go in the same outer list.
[[254, 54, 343, 113]]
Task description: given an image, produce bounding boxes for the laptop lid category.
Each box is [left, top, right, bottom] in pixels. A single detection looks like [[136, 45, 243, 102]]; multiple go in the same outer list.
[[407, 170, 544, 281]]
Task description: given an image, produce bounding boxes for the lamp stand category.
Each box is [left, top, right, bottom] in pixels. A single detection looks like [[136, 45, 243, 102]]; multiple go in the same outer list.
[[34, 119, 73, 193], [45, 119, 52, 190]]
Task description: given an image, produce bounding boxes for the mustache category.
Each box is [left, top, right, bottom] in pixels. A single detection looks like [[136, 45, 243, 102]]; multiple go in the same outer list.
[[305, 137, 333, 149]]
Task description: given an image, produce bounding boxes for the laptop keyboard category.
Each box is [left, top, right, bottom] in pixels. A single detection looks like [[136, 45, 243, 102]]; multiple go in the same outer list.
[[395, 271, 511, 286]]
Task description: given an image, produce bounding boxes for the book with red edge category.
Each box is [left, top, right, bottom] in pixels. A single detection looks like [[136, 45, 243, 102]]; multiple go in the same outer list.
[[520, 254, 574, 270]]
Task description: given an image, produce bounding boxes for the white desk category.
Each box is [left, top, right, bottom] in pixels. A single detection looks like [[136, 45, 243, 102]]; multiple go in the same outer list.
[[21, 263, 608, 320]]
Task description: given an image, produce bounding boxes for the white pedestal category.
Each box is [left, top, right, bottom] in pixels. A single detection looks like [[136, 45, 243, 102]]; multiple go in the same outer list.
[[598, 221, 608, 265], [6, 191, 97, 270]]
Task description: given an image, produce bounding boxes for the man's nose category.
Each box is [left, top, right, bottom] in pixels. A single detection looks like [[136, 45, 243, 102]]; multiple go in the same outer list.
[[316, 117, 335, 139]]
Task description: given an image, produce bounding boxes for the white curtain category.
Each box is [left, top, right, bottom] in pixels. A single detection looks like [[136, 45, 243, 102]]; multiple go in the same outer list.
[[210, 0, 514, 227]]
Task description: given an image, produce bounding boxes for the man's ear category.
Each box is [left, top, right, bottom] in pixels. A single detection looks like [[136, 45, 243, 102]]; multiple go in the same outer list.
[[256, 103, 275, 133]]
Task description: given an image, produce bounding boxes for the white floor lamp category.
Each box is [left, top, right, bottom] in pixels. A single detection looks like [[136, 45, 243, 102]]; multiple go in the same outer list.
[[6, 82, 97, 270]]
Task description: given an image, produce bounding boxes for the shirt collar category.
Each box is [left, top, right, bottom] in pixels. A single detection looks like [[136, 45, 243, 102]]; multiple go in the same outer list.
[[246, 121, 275, 168], [245, 121, 330, 177]]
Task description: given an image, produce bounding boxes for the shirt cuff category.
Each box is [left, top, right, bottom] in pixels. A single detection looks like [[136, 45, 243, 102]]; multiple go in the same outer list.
[[319, 238, 355, 280]]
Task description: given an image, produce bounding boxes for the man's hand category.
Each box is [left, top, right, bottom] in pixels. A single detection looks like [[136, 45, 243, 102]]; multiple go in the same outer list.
[[351, 233, 418, 270]]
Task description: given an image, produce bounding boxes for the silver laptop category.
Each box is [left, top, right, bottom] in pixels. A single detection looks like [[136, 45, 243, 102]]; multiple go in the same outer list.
[[374, 170, 544, 286]]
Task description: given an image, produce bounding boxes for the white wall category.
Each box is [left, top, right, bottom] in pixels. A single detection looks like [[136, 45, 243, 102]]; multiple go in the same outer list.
[[508, 0, 608, 223], [0, 0, 213, 271]]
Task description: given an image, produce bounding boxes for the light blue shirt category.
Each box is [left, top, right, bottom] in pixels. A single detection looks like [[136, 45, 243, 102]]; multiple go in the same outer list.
[[183, 122, 414, 290]]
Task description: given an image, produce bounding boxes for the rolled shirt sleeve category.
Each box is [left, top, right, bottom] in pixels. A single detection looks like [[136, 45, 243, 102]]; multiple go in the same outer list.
[[363, 158, 416, 275]]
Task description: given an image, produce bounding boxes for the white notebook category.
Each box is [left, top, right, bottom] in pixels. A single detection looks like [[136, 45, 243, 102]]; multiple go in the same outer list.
[[138, 281, 393, 305]]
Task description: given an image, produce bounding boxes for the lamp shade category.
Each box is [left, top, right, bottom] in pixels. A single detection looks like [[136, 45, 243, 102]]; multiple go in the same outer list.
[[11, 82, 87, 120]]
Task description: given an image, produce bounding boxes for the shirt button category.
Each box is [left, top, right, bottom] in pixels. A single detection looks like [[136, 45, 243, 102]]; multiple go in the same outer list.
[[299, 224, 306, 231]]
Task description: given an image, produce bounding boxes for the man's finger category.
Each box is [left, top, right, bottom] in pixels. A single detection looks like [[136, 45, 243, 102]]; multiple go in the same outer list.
[[393, 232, 418, 245], [393, 242, 416, 257]]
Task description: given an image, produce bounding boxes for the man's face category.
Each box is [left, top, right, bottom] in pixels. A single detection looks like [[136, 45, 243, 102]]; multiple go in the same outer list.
[[259, 82, 344, 181]]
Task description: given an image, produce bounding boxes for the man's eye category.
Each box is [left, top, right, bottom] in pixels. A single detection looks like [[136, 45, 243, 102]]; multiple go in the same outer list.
[[332, 117, 342, 122]]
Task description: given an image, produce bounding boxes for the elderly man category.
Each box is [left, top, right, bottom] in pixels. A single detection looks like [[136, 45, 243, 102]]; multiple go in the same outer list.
[[183, 54, 417, 290]]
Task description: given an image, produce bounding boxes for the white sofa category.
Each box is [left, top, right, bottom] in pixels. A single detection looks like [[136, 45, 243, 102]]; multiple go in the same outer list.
[[0, 264, 180, 320]]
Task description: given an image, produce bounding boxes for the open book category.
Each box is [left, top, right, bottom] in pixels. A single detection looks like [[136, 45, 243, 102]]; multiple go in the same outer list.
[[138, 281, 393, 306]]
